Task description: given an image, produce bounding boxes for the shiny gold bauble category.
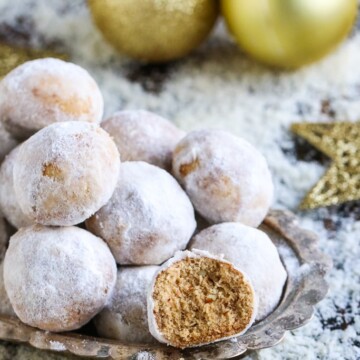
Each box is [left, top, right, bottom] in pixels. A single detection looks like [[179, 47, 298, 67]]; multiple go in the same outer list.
[[221, 0, 357, 68], [89, 0, 219, 63]]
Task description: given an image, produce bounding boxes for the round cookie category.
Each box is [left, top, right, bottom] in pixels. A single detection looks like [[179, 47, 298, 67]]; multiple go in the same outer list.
[[13, 122, 120, 226], [3, 225, 117, 332], [190, 223, 287, 320], [95, 266, 158, 343], [0, 122, 18, 164], [0, 145, 33, 229], [148, 250, 257, 348], [0, 58, 104, 139], [172, 129, 274, 227], [86, 161, 196, 265], [0, 261, 16, 317], [102, 110, 185, 171]]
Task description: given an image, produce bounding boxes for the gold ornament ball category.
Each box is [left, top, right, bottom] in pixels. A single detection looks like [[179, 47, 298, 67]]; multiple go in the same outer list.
[[89, 0, 219, 63], [221, 0, 357, 68]]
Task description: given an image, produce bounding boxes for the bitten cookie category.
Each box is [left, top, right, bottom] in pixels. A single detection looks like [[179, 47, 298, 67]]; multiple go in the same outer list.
[[13, 122, 120, 226], [190, 223, 287, 320], [172, 129, 274, 227], [0, 145, 33, 229], [95, 266, 158, 343], [0, 58, 104, 139], [86, 161, 196, 265], [4, 225, 117, 332], [147, 250, 257, 348], [102, 110, 184, 171]]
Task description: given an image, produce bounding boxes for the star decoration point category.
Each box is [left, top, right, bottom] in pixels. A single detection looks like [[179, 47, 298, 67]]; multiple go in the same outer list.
[[291, 121, 360, 210]]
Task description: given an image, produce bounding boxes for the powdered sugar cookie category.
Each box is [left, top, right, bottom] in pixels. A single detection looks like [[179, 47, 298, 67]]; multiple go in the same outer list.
[[0, 58, 103, 139], [13, 122, 120, 226], [4, 225, 117, 332], [86, 161, 196, 265], [172, 129, 274, 227], [95, 266, 158, 343], [102, 110, 184, 171]]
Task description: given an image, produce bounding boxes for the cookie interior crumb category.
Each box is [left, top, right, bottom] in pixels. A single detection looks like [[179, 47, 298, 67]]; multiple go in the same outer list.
[[152, 256, 255, 348]]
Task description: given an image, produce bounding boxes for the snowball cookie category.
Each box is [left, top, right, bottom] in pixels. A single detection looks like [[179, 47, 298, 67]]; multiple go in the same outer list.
[[86, 161, 196, 265], [102, 110, 185, 171], [190, 223, 287, 320], [0, 58, 104, 139], [172, 129, 274, 227], [0, 261, 16, 317], [4, 225, 117, 332], [13, 122, 120, 226], [0, 145, 33, 229], [95, 266, 158, 343], [148, 250, 257, 348], [0, 122, 18, 163]]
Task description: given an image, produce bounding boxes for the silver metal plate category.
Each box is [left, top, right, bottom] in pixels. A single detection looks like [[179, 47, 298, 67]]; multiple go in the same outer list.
[[0, 210, 331, 359]]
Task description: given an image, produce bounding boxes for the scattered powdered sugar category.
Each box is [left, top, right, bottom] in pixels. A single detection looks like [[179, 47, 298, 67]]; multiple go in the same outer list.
[[0, 0, 359, 358], [95, 265, 159, 344], [3, 225, 117, 332], [48, 341, 66, 352], [0, 58, 103, 138], [173, 129, 274, 227], [86, 161, 196, 265], [102, 109, 185, 171], [190, 223, 287, 321], [0, 145, 33, 229], [13, 121, 120, 226]]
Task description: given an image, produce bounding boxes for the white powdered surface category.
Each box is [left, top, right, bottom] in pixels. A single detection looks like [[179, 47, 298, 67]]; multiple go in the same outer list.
[[0, 145, 33, 229], [86, 161, 196, 265], [102, 109, 185, 171], [0, 0, 358, 358], [4, 225, 117, 332], [95, 265, 159, 344], [0, 58, 103, 138], [172, 129, 274, 227], [13, 121, 120, 226]]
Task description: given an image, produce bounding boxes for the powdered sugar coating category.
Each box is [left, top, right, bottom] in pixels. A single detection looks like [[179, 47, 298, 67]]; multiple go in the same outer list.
[[95, 266, 158, 344], [0, 122, 18, 164], [3, 225, 117, 332], [0, 261, 15, 317], [172, 129, 274, 227], [190, 223, 287, 320], [147, 249, 257, 347], [0, 58, 104, 139], [13, 122, 120, 226], [86, 161, 196, 265], [0, 145, 33, 229], [102, 110, 185, 171]]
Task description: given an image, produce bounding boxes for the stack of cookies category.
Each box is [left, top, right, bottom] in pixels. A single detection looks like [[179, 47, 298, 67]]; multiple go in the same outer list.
[[0, 58, 286, 349]]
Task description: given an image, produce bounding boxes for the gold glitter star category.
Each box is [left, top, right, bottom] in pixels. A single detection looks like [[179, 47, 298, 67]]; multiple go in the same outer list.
[[0, 42, 67, 78], [291, 121, 360, 210]]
